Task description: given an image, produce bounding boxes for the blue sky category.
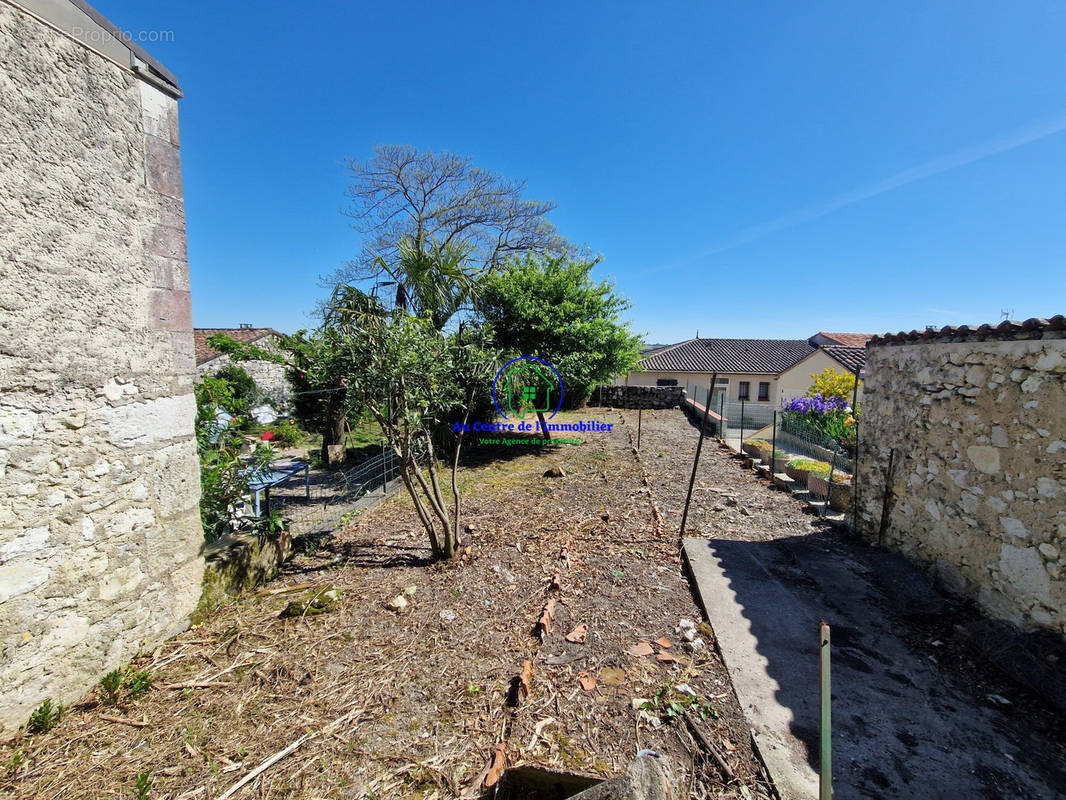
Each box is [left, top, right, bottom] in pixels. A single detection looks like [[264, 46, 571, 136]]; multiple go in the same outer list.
[[97, 0, 1066, 342]]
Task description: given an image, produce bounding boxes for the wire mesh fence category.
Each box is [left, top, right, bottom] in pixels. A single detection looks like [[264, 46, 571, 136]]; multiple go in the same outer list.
[[733, 410, 858, 514], [267, 445, 402, 537]]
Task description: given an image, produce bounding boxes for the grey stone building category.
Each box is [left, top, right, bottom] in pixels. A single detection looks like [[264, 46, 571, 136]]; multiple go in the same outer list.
[[0, 0, 203, 736], [194, 327, 292, 410]]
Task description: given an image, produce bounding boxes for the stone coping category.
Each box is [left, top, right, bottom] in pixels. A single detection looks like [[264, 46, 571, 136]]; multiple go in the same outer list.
[[870, 316, 1065, 346]]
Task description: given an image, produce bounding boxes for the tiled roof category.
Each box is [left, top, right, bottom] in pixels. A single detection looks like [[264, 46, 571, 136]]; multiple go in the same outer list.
[[638, 338, 815, 374], [816, 332, 874, 347], [821, 345, 867, 375], [194, 328, 281, 366], [870, 317, 1065, 346]]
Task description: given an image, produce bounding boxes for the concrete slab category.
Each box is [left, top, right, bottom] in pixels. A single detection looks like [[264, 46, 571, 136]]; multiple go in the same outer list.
[[684, 535, 1066, 800], [684, 537, 820, 800]]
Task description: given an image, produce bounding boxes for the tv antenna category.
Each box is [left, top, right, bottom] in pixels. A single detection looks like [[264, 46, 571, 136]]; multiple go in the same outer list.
[[1000, 309, 1014, 322]]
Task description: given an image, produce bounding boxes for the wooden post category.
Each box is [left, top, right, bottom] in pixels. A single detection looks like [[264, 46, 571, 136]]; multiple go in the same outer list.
[[637, 406, 642, 450]]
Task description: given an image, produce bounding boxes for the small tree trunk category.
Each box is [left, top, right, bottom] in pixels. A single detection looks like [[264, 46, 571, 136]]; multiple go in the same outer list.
[[536, 410, 551, 442], [320, 384, 347, 464]]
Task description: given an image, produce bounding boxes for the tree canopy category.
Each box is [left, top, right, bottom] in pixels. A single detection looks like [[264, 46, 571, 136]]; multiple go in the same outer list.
[[476, 256, 642, 407], [328, 145, 572, 298]]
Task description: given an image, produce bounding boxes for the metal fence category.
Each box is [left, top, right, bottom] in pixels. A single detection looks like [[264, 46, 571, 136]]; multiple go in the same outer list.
[[268, 446, 402, 537]]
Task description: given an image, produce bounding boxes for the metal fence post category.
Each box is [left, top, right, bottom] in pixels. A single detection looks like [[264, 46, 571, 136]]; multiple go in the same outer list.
[[381, 440, 387, 494], [679, 372, 718, 539], [771, 410, 778, 473], [739, 399, 746, 448], [820, 621, 833, 800]]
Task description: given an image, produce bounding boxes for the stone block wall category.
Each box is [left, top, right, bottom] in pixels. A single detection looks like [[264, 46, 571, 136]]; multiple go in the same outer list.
[[590, 385, 683, 409], [856, 321, 1065, 635], [0, 4, 203, 736], [197, 337, 292, 411]]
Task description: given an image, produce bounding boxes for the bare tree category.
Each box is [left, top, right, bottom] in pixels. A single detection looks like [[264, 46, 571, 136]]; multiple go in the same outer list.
[[326, 145, 572, 299]]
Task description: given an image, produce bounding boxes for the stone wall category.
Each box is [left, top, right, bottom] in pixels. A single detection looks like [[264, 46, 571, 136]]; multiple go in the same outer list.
[[0, 4, 203, 736], [856, 320, 1065, 636], [196, 337, 292, 411], [590, 385, 683, 409]]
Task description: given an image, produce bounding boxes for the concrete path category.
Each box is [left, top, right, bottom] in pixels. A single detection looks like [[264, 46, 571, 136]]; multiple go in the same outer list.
[[684, 534, 1066, 800]]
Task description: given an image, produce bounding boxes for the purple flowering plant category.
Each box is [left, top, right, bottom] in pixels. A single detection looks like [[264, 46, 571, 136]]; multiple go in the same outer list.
[[781, 393, 855, 451]]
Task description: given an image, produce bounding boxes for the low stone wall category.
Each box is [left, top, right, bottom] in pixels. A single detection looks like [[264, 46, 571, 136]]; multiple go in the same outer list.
[[590, 385, 683, 409], [193, 533, 289, 624], [856, 320, 1065, 636]]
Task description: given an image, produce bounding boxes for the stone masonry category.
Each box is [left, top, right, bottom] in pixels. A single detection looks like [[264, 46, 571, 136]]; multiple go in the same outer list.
[[856, 319, 1066, 635], [590, 385, 683, 409], [0, 3, 203, 736]]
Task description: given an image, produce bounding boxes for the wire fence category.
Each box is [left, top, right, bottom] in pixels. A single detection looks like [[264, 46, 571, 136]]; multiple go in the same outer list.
[[733, 410, 858, 514], [267, 445, 402, 537]]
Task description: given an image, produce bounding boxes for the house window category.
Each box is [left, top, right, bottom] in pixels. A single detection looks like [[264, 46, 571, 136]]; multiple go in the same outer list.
[[738, 381, 750, 401], [758, 382, 770, 401], [656, 379, 678, 387]]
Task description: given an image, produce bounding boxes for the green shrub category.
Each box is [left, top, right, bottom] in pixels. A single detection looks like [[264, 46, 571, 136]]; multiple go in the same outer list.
[[787, 458, 825, 472], [27, 700, 63, 734], [266, 419, 302, 447]]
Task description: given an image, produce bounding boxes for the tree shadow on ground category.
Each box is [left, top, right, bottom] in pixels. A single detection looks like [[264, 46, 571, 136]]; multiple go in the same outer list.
[[687, 528, 1066, 799]]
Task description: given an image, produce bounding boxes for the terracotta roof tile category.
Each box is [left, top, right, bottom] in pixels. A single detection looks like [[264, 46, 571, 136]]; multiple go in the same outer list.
[[816, 332, 875, 347], [194, 328, 281, 366], [869, 317, 1066, 346], [638, 338, 815, 374]]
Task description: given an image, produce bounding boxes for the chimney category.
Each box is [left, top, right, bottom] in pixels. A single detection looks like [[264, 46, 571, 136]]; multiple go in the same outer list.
[[239, 323, 252, 330]]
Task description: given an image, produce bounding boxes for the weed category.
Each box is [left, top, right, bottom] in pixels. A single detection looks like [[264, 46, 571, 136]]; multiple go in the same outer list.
[[99, 669, 124, 706], [134, 771, 152, 800], [641, 684, 718, 723], [27, 699, 63, 734], [463, 684, 483, 697], [127, 670, 154, 699], [4, 748, 27, 772]]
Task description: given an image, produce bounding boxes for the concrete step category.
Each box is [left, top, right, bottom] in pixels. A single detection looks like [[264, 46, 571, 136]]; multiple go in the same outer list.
[[771, 472, 796, 491]]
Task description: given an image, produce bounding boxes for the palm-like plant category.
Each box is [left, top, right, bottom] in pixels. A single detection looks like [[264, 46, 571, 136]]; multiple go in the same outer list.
[[375, 236, 478, 331]]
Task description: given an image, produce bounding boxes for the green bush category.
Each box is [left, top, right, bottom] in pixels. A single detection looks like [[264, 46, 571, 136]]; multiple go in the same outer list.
[[266, 419, 302, 447], [787, 458, 826, 472]]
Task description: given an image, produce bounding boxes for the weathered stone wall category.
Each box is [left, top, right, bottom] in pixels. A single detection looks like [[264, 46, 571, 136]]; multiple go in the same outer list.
[[856, 325, 1065, 635], [0, 5, 203, 735], [196, 337, 292, 410], [590, 385, 683, 409]]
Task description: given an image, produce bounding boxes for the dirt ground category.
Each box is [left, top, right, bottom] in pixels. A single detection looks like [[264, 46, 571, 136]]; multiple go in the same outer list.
[[0, 408, 774, 800], [631, 408, 1066, 797]]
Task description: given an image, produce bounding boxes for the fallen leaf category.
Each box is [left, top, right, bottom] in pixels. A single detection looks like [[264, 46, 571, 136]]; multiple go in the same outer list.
[[656, 652, 681, 664], [537, 599, 557, 640], [484, 742, 507, 787], [722, 738, 736, 752], [549, 573, 562, 591], [579, 671, 596, 691], [655, 637, 672, 649], [627, 641, 655, 657], [519, 660, 533, 700], [565, 624, 588, 644]]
